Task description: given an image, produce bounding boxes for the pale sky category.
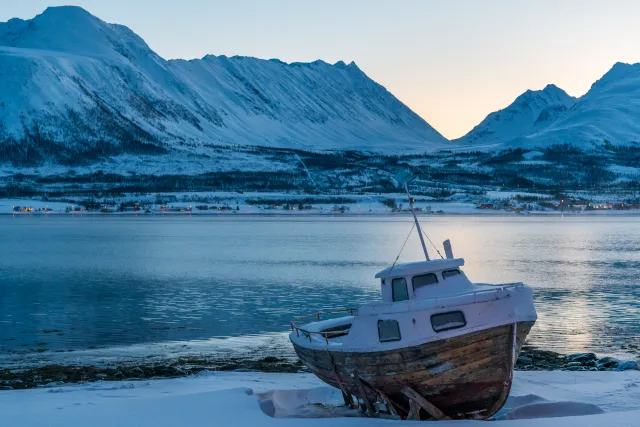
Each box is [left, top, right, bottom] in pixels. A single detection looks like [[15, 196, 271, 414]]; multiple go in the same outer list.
[[2, 0, 640, 139]]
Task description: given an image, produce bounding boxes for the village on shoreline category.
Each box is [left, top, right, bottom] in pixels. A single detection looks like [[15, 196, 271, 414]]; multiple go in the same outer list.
[[2, 190, 640, 217]]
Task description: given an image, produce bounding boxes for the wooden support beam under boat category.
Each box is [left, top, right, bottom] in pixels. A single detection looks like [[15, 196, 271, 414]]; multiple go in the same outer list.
[[401, 386, 450, 420], [375, 388, 400, 417], [331, 363, 356, 409], [353, 370, 376, 417], [409, 399, 421, 420], [355, 374, 407, 416], [384, 394, 399, 417]]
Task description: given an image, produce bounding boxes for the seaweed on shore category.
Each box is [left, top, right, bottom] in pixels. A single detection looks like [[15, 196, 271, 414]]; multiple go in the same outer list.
[[0, 357, 305, 390]]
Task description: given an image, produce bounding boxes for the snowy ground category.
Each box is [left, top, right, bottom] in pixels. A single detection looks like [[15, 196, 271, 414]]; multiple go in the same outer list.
[[2, 371, 640, 426]]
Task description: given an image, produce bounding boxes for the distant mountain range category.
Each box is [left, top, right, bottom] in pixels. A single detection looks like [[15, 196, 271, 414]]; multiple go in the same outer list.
[[1, 6, 639, 169]]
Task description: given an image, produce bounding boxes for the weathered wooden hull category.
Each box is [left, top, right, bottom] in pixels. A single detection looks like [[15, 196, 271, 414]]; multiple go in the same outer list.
[[293, 321, 534, 420]]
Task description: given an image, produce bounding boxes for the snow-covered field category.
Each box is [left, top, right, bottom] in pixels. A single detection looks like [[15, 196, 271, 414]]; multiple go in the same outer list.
[[2, 371, 640, 426]]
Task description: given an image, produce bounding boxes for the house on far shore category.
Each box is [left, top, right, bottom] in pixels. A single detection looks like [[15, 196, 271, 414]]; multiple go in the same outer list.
[[477, 203, 494, 209], [588, 203, 613, 210], [332, 205, 349, 213], [613, 203, 638, 210]]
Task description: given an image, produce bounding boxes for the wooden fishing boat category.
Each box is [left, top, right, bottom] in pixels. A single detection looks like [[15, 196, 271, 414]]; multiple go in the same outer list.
[[289, 187, 537, 420]]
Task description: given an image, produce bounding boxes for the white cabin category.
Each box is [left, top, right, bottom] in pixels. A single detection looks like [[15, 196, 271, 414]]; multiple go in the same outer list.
[[376, 258, 472, 303]]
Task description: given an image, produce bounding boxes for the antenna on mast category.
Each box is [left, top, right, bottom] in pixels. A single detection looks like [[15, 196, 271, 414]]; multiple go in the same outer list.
[[404, 182, 430, 261]]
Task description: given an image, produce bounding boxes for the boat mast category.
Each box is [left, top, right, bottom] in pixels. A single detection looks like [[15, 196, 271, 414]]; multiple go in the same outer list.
[[404, 183, 430, 261]]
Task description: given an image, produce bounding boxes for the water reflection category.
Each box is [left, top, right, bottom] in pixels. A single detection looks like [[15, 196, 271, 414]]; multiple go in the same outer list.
[[1, 215, 639, 358]]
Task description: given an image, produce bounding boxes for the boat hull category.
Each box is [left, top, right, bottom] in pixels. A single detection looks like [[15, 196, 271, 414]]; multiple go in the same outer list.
[[292, 321, 534, 420]]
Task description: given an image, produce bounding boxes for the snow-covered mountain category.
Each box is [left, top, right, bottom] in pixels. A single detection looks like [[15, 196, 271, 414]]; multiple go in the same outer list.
[[457, 62, 640, 149], [0, 6, 448, 166], [454, 84, 576, 146], [513, 62, 640, 148]]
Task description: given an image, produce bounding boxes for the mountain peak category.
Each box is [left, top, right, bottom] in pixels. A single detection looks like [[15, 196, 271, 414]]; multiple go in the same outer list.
[[0, 6, 152, 60], [589, 61, 640, 93], [611, 61, 631, 70], [38, 5, 96, 21], [517, 84, 571, 103], [543, 83, 561, 92], [455, 84, 575, 145]]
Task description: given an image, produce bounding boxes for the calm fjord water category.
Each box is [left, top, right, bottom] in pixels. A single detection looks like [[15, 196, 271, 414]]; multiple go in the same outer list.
[[1, 215, 639, 361]]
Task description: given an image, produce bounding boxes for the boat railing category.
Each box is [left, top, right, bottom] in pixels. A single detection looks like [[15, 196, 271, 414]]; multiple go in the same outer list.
[[432, 282, 524, 306], [290, 308, 359, 344]]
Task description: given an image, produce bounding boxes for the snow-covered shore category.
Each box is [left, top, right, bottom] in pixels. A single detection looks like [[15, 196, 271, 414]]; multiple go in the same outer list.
[[2, 371, 640, 426]]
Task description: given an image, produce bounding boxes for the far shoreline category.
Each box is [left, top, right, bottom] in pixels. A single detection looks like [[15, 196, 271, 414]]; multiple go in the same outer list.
[[3, 211, 640, 217]]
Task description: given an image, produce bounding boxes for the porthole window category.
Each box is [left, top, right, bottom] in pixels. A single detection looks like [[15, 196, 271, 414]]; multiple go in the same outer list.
[[442, 269, 462, 279], [431, 311, 466, 332], [378, 320, 401, 342], [392, 278, 409, 302], [412, 273, 438, 292]]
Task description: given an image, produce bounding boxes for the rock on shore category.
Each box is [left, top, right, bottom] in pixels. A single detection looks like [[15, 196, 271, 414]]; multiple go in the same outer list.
[[516, 347, 640, 372]]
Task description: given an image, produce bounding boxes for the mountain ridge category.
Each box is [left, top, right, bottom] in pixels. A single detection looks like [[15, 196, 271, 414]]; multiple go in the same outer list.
[[0, 6, 448, 166]]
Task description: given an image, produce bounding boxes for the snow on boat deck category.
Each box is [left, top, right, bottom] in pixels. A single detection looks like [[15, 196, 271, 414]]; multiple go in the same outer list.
[[2, 371, 640, 426]]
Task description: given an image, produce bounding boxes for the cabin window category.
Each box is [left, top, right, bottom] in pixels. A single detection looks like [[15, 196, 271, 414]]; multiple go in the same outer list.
[[412, 273, 438, 291], [391, 278, 409, 302], [442, 269, 462, 279], [431, 311, 466, 332], [378, 320, 401, 342]]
